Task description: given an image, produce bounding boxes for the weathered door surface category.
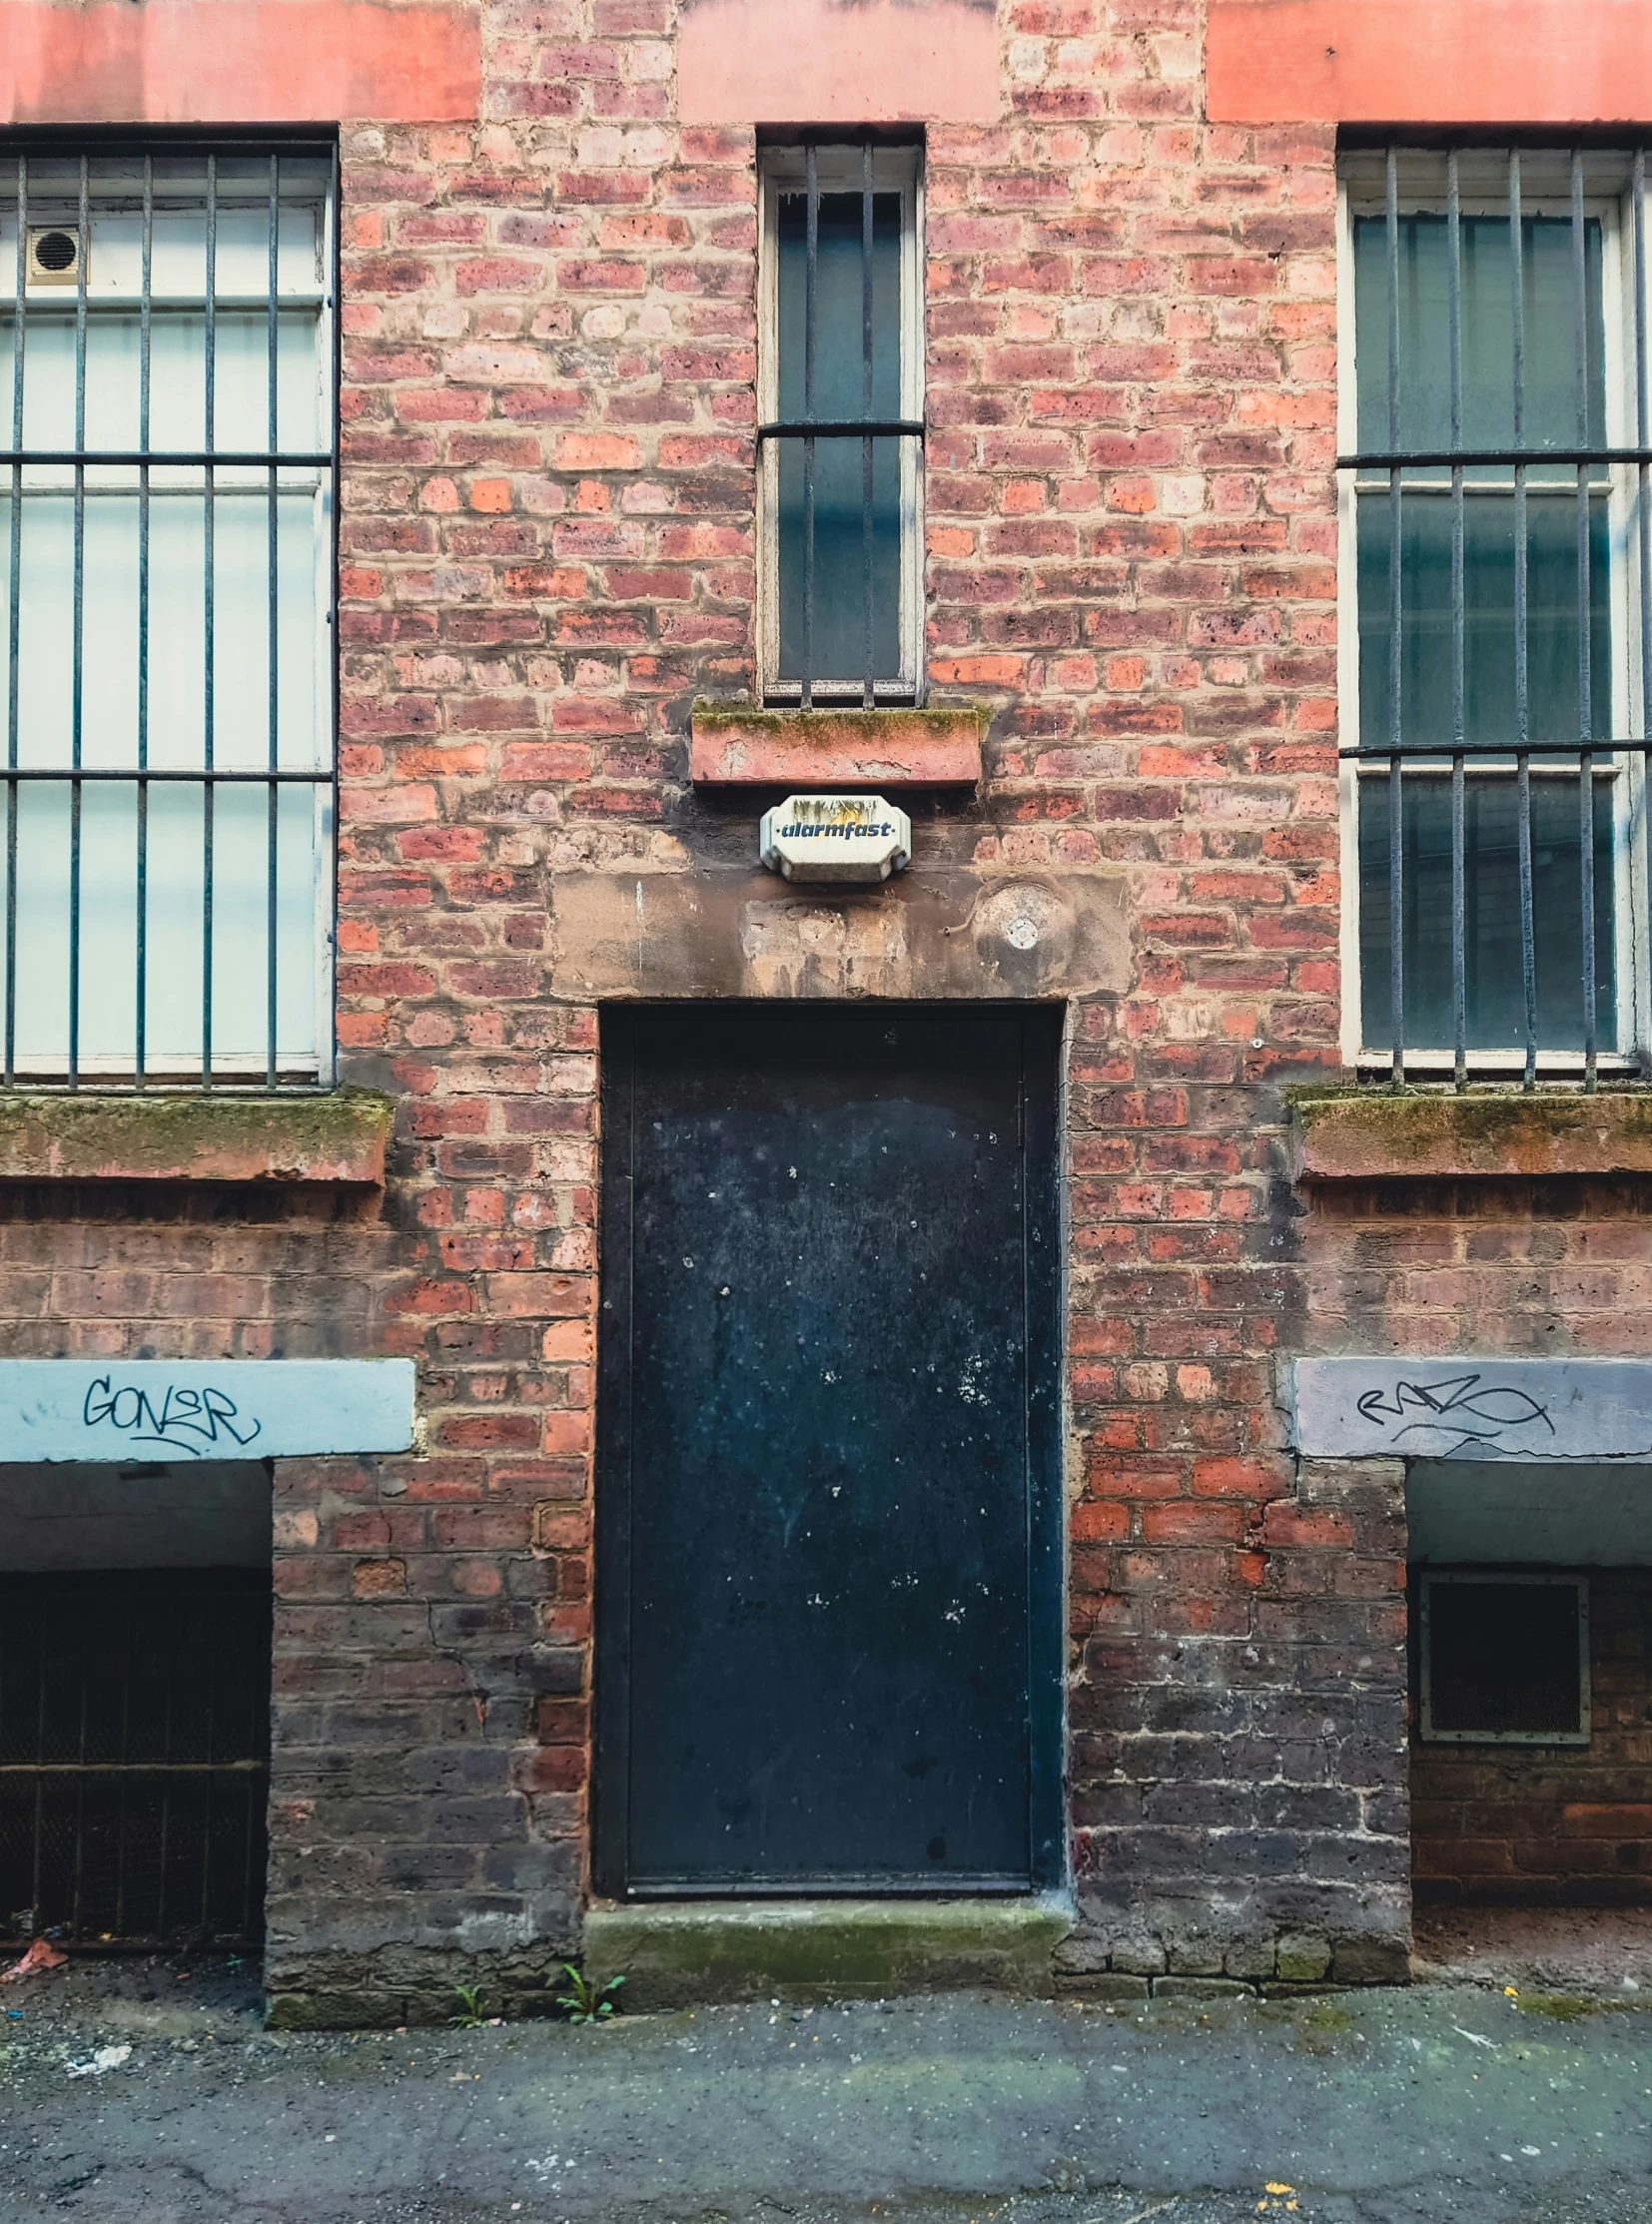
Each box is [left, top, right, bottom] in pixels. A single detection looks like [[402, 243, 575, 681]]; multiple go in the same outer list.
[[596, 1005, 1062, 1895]]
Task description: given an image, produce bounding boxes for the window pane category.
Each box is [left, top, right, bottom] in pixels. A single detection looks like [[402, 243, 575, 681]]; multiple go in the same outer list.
[[1358, 488, 1612, 751], [1352, 193, 1622, 1056], [1354, 213, 1605, 453], [1359, 770, 1616, 1051], [0, 154, 330, 1078], [775, 188, 903, 684], [1425, 1579, 1584, 1741]]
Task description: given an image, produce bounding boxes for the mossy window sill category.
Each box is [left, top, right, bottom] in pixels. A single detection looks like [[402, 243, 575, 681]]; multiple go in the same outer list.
[[1289, 1090, 1652, 1180], [689, 702, 986, 787], [0, 1089, 394, 1185]]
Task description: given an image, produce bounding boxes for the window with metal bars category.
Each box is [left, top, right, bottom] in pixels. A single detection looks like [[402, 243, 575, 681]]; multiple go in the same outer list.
[[0, 1568, 271, 1948], [0, 143, 338, 1093], [758, 139, 924, 707], [1338, 147, 1652, 1088]]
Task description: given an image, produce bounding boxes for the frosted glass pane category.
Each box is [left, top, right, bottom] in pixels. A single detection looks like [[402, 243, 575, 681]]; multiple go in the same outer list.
[[0, 162, 331, 1077], [0, 491, 322, 770], [1357, 489, 1612, 751], [6, 783, 319, 1068], [0, 183, 327, 303], [2, 311, 322, 458]]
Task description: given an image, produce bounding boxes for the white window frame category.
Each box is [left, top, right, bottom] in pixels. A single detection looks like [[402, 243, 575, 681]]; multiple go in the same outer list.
[[0, 143, 337, 1088], [1336, 149, 1652, 1078], [756, 142, 925, 706]]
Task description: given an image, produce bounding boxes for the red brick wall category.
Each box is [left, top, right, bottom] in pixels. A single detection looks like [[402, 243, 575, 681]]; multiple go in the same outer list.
[[326, 0, 1404, 1990], [1412, 1569, 1652, 1906], [0, 0, 1422, 2011], [1304, 1177, 1652, 1360]]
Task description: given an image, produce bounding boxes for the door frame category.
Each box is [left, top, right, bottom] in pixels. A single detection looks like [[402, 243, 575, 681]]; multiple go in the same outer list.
[[592, 1001, 1067, 1899]]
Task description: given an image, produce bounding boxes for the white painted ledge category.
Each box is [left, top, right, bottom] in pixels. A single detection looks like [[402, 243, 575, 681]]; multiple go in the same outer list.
[[0, 1359, 415, 1462]]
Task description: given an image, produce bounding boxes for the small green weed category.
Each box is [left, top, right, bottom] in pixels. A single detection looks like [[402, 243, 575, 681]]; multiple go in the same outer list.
[[448, 1982, 490, 2029], [1304, 2003, 1356, 2033], [1515, 1992, 1602, 2022], [556, 1963, 625, 2023]]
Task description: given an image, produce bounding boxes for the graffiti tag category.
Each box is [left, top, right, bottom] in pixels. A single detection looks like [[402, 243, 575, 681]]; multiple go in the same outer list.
[[1353, 1372, 1555, 1457], [81, 1377, 263, 1457]]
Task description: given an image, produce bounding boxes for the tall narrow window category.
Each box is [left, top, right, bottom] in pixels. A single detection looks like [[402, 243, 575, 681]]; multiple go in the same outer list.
[[0, 145, 337, 1090], [758, 140, 923, 706], [1339, 149, 1652, 1086]]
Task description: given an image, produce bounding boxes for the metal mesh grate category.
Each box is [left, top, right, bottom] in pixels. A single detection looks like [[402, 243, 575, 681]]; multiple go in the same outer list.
[[0, 1568, 270, 1947]]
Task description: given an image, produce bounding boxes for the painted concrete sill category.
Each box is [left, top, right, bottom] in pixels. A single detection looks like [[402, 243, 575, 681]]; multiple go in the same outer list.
[[583, 1895, 1073, 2009], [689, 702, 987, 787], [0, 1089, 394, 1185], [1290, 1090, 1652, 1181]]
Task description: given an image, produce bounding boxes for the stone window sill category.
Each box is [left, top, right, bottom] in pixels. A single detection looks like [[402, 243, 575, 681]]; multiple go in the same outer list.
[[0, 1089, 394, 1185], [1289, 1090, 1652, 1180], [689, 702, 986, 787]]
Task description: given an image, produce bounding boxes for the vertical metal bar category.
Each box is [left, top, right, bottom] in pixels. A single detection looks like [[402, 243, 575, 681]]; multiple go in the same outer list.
[[155, 1616, 174, 1938], [69, 1630, 89, 1939], [327, 139, 342, 1093], [199, 1611, 218, 1928], [203, 155, 217, 1086], [1637, 150, 1652, 1066], [1386, 147, 1405, 1089], [1512, 150, 1538, 1089], [1448, 149, 1467, 1090], [1573, 150, 1597, 1088], [801, 143, 817, 713], [267, 154, 280, 1091], [113, 1598, 133, 1938], [29, 1619, 46, 1926], [1638, 153, 1652, 756], [861, 141, 875, 712], [5, 155, 26, 1092], [69, 156, 88, 1090], [136, 156, 152, 1089]]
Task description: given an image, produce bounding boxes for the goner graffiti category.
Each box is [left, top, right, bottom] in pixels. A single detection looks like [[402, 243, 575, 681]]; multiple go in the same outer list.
[[1353, 1373, 1555, 1457], [81, 1378, 264, 1457]]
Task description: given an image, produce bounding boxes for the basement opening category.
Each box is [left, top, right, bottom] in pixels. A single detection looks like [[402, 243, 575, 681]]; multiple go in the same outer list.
[[0, 1461, 271, 1955], [1407, 1461, 1652, 1982]]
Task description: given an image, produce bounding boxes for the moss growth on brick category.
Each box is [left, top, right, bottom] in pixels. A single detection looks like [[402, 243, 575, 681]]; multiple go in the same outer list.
[[690, 700, 992, 738], [0, 1087, 394, 1184], [1288, 1089, 1652, 1180], [582, 1897, 1072, 2009]]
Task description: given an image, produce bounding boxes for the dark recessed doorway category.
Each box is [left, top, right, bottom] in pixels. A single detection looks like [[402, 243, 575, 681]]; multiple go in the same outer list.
[[595, 1004, 1063, 1897]]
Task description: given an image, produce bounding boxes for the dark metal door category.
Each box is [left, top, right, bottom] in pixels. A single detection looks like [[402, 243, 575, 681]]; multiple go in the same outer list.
[[596, 1005, 1062, 1895]]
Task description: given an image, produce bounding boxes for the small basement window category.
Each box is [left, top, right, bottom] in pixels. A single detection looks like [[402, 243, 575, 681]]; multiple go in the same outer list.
[[1420, 1570, 1591, 1745]]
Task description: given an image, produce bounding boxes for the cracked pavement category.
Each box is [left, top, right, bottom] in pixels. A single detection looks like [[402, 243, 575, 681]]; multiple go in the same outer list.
[[1, 1957, 1651, 2221]]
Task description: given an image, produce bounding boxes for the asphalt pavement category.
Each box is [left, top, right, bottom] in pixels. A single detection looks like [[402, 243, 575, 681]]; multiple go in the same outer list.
[[1, 1955, 1651, 2222]]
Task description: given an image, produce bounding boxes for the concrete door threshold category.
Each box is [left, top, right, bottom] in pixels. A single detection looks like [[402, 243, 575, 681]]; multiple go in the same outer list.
[[582, 1893, 1075, 2009]]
